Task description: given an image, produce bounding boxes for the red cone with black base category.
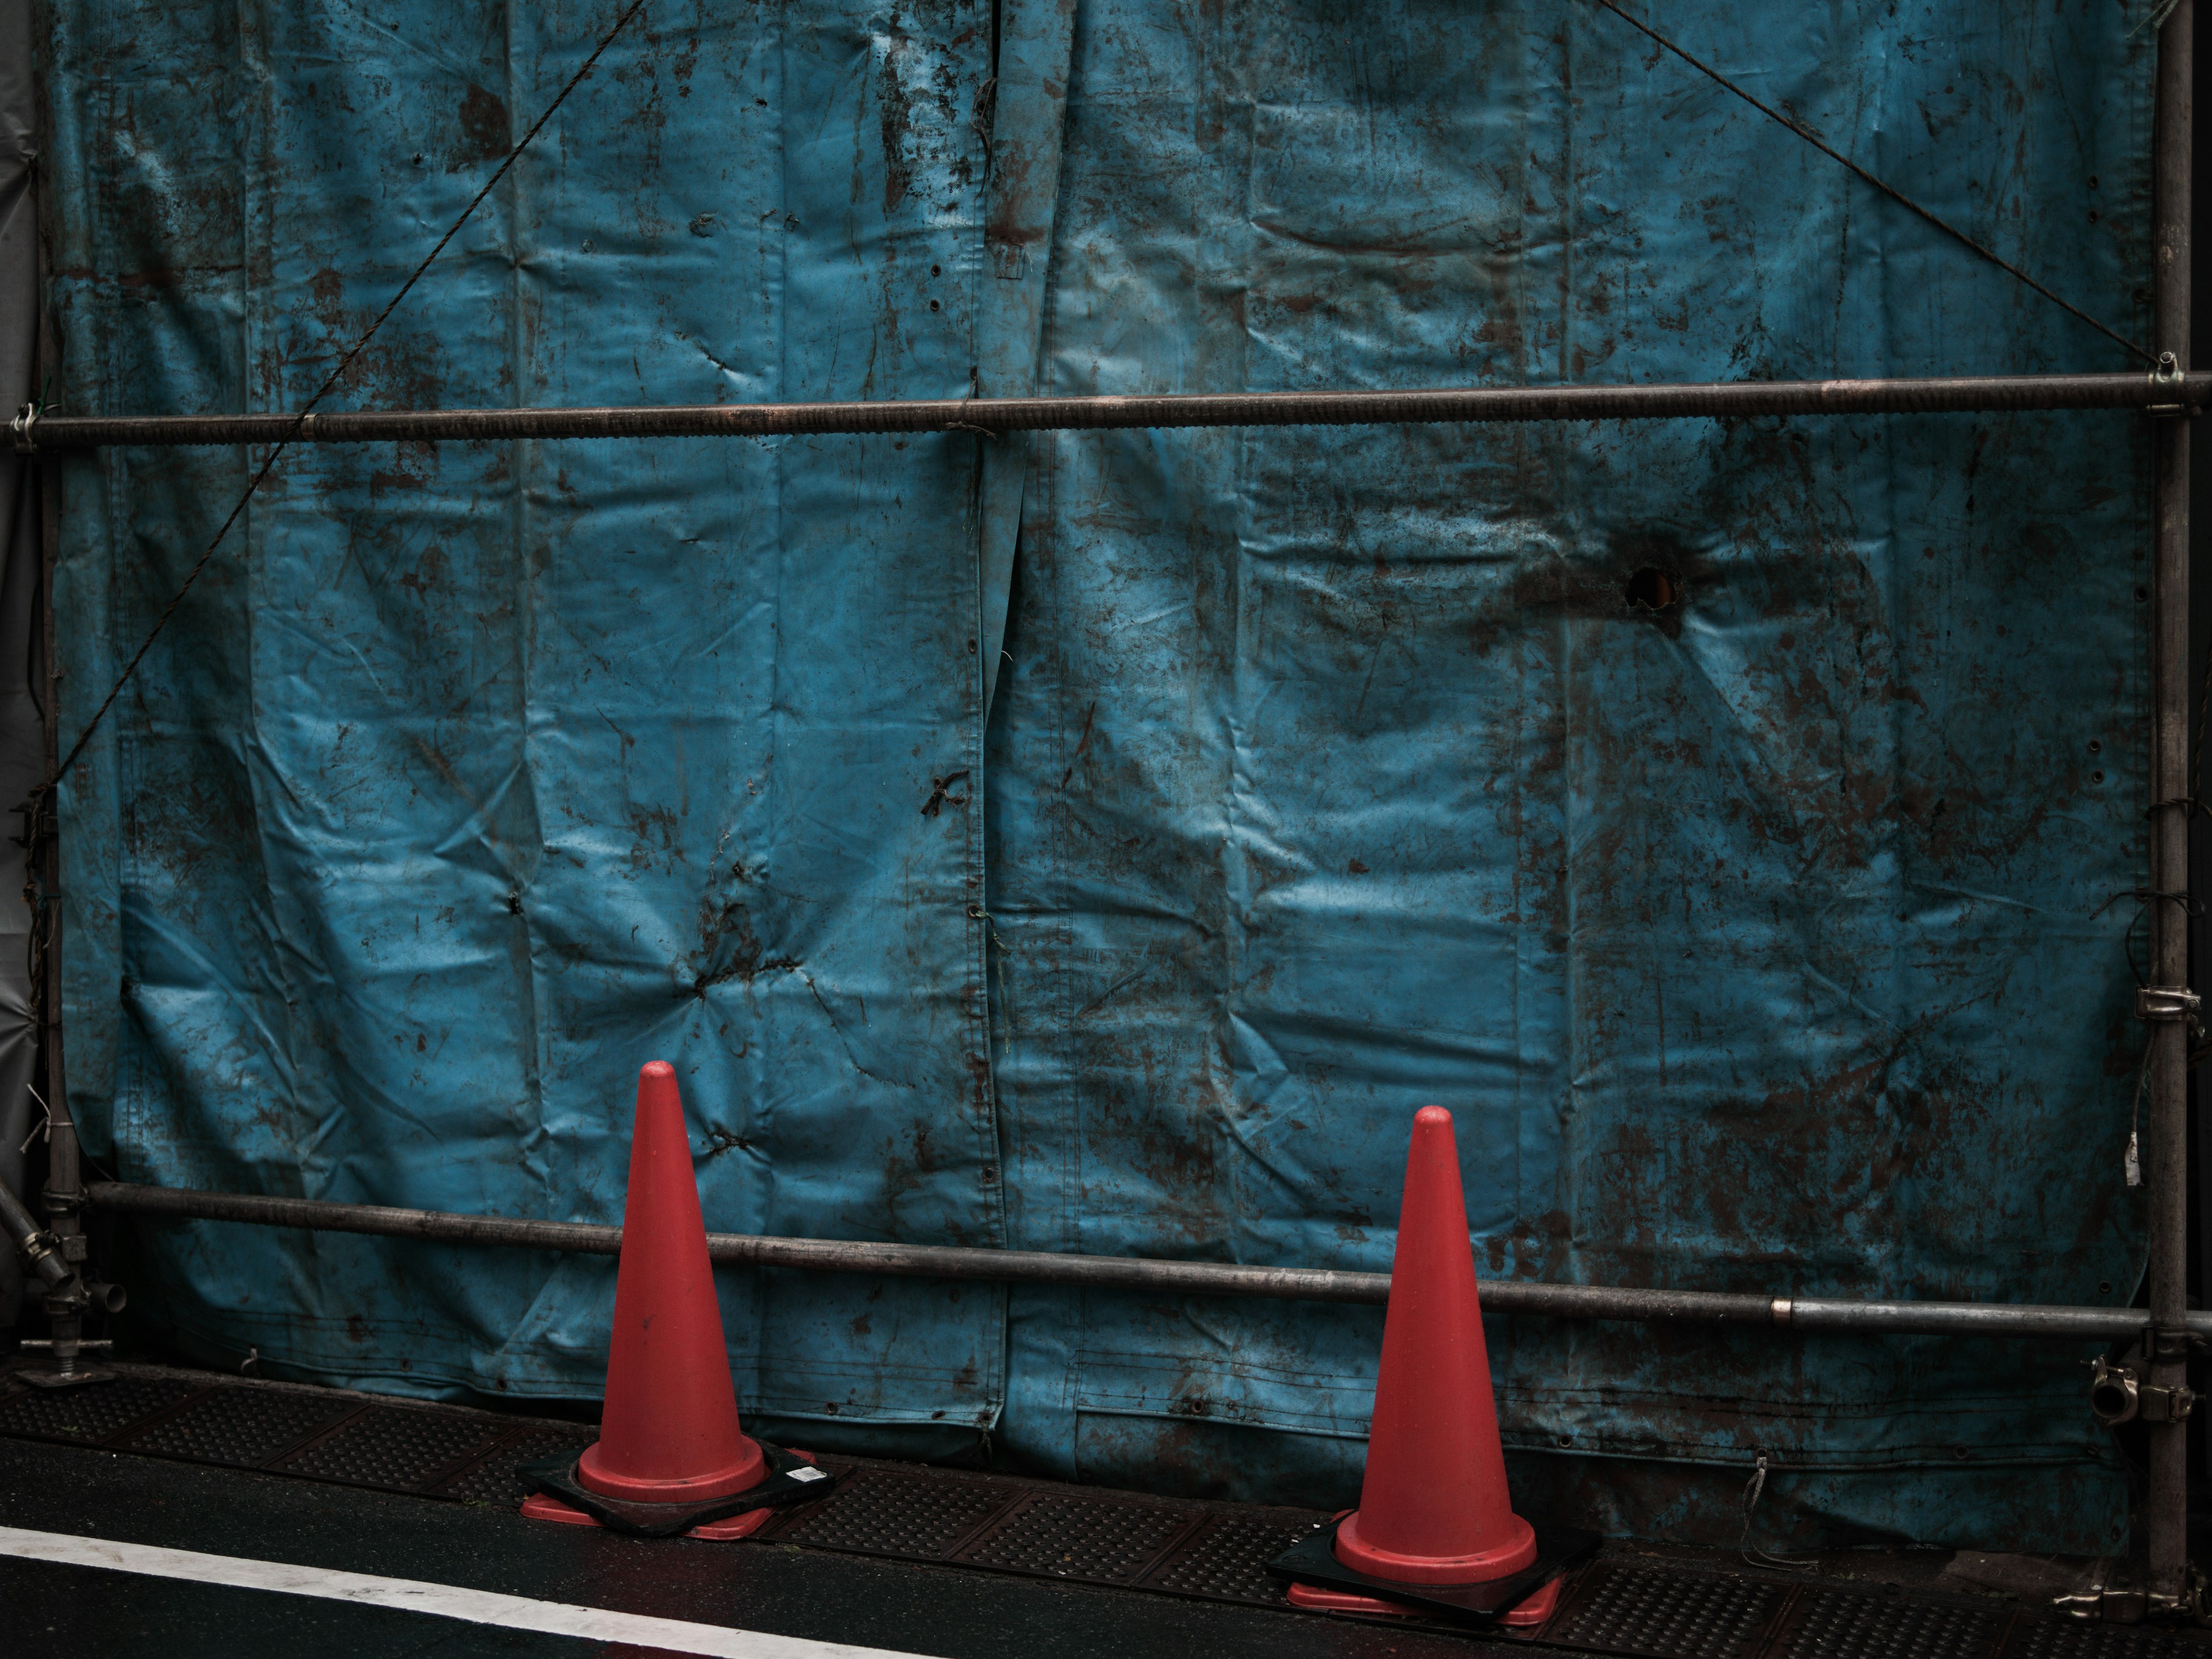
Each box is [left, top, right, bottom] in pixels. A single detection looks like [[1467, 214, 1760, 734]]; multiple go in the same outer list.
[[522, 1061, 797, 1540], [1285, 1105, 1560, 1624], [1338, 1104, 1533, 1580], [579, 1060, 766, 1502]]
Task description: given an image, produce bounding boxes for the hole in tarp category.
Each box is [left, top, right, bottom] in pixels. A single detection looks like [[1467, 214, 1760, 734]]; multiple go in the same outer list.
[[1626, 567, 1680, 612]]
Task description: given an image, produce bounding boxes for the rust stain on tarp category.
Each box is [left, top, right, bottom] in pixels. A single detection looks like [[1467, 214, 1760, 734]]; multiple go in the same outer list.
[[50, 0, 1005, 1440], [980, 0, 2146, 1552]]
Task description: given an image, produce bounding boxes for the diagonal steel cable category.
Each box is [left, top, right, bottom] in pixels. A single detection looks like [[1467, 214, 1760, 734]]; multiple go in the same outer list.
[[46, 0, 650, 791], [1587, 0, 2154, 366], [2133, 0, 2185, 39], [46, 0, 2156, 795]]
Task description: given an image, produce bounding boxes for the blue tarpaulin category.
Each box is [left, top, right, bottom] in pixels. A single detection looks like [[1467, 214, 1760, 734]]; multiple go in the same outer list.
[[43, 0, 2153, 1550]]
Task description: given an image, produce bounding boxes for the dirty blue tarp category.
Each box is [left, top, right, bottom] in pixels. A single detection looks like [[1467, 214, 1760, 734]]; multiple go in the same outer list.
[[43, 1, 2153, 1551]]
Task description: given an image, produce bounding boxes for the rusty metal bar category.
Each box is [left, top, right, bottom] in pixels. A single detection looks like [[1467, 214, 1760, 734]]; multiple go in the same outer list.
[[14, 370, 2210, 450], [84, 1181, 2212, 1342], [2145, 0, 2195, 1614]]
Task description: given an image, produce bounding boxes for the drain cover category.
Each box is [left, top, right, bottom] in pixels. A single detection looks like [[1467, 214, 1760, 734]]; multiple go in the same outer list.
[[1782, 1590, 2006, 1659], [275, 1404, 510, 1491], [953, 1493, 1199, 1584], [2012, 1626, 2209, 1659], [0, 1375, 203, 1443], [1145, 1514, 1328, 1605], [1550, 1563, 1789, 1659], [431, 1426, 596, 1505], [768, 1467, 1009, 1557], [119, 1384, 356, 1467]]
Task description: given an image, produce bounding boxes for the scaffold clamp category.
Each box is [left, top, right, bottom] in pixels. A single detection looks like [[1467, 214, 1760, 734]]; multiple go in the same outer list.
[[2090, 1354, 2196, 1425], [2147, 351, 2191, 416], [2133, 984, 2200, 1033]]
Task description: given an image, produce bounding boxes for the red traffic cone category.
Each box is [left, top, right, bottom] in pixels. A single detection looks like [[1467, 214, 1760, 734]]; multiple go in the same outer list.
[[1336, 1105, 1533, 1581], [522, 1061, 775, 1537], [577, 1060, 766, 1502], [1285, 1105, 1552, 1620]]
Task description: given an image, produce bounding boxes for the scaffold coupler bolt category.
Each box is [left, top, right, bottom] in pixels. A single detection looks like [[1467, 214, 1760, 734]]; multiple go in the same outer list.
[[2147, 351, 2191, 416]]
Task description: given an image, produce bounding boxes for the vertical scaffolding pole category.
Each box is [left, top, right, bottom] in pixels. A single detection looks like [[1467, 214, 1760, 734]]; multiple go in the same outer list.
[[31, 351, 93, 1384], [2149, 0, 2195, 1611]]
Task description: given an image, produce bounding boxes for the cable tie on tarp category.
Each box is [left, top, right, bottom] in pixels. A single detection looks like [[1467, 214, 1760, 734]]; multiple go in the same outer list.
[[17, 1085, 51, 1157], [2123, 989, 2199, 1190], [2131, 0, 2186, 40], [920, 770, 971, 816], [1738, 1452, 1815, 1570], [2094, 885, 2202, 919]]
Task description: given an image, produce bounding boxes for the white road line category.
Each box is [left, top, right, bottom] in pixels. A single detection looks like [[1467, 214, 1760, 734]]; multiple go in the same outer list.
[[0, 1524, 930, 1659]]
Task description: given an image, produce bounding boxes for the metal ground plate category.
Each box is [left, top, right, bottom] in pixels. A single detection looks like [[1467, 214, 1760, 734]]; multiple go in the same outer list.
[[2, 1364, 2205, 1654]]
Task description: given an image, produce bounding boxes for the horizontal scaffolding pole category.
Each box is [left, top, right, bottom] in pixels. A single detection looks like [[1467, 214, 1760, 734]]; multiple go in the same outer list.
[[19, 370, 2209, 450], [89, 1182, 2209, 1343]]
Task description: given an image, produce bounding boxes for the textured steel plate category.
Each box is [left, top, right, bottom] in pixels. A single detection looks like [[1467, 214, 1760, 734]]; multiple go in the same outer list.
[[1138, 1513, 1324, 1605], [0, 1376, 202, 1444], [2009, 1626, 2207, 1659], [118, 1385, 358, 1467], [747, 1461, 1339, 1614], [766, 1467, 1014, 1558], [952, 1493, 1200, 1584], [1783, 1592, 2006, 1659], [274, 1404, 511, 1492], [1548, 1563, 1790, 1659], [431, 1426, 596, 1506]]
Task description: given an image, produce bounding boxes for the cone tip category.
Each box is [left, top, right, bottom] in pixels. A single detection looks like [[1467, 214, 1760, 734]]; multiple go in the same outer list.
[[636, 1060, 681, 1112], [1414, 1104, 1453, 1130]]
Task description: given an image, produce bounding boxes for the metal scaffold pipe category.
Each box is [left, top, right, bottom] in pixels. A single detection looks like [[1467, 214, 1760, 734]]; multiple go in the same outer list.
[[2145, 0, 2195, 1615], [85, 1181, 2212, 1344], [12, 370, 2208, 450]]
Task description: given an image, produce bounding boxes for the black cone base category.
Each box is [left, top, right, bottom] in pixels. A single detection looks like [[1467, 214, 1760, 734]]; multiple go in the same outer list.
[[520, 1439, 838, 1537], [1268, 1514, 1602, 1623]]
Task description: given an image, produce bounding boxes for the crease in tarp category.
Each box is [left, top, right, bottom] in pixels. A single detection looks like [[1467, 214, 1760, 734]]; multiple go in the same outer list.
[[976, 0, 1077, 722]]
